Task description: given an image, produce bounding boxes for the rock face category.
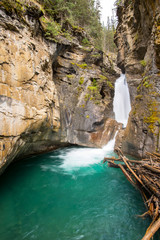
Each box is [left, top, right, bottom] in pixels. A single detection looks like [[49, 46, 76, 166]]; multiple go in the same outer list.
[[53, 46, 120, 148], [115, 0, 160, 157], [0, 8, 63, 173], [0, 5, 119, 173]]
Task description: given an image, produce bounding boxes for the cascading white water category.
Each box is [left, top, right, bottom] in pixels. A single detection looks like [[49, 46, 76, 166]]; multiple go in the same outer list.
[[58, 75, 131, 172], [113, 74, 131, 128], [60, 133, 117, 171]]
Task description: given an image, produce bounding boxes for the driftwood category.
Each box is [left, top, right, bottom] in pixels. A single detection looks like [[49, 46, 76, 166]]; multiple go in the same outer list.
[[103, 148, 160, 240]]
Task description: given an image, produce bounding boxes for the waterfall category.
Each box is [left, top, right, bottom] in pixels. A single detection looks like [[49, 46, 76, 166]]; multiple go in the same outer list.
[[60, 134, 117, 171], [113, 74, 131, 128]]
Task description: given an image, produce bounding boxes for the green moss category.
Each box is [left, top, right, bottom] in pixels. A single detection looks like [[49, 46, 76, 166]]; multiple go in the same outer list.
[[143, 76, 149, 81], [134, 73, 159, 142], [132, 109, 137, 115], [80, 104, 85, 108], [137, 76, 150, 91], [99, 75, 113, 88], [86, 115, 90, 118], [91, 54, 101, 58], [137, 84, 141, 92], [87, 86, 97, 91], [66, 74, 74, 78], [84, 94, 90, 101], [99, 75, 107, 80], [142, 77, 152, 88], [107, 80, 114, 89], [79, 77, 84, 85], [76, 63, 88, 69], [140, 60, 147, 67], [71, 62, 88, 69], [134, 32, 139, 42], [144, 100, 160, 134], [143, 81, 152, 88], [135, 95, 143, 100], [92, 78, 97, 86]]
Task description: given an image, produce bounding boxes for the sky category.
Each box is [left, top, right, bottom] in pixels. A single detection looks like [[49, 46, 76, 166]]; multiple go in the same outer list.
[[99, 0, 115, 25]]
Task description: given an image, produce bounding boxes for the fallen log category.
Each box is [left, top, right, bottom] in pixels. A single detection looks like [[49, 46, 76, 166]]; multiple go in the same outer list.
[[108, 161, 120, 168], [142, 218, 160, 240], [143, 164, 160, 174], [103, 157, 121, 163], [119, 164, 135, 187], [103, 148, 160, 240], [103, 157, 147, 164]]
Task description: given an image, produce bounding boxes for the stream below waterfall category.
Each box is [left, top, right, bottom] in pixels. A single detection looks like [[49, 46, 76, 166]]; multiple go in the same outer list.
[[0, 139, 153, 240]]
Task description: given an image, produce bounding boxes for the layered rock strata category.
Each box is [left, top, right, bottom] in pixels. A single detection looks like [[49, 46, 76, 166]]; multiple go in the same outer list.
[[0, 4, 119, 173]]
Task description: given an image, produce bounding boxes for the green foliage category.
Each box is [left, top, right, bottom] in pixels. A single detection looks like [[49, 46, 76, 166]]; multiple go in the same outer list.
[[44, 19, 61, 38], [38, 0, 103, 48], [82, 38, 90, 46], [0, 0, 24, 17], [1, 0, 116, 50], [86, 115, 90, 118], [102, 16, 117, 53]]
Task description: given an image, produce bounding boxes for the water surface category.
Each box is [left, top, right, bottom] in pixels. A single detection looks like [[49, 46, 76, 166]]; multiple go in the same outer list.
[[0, 142, 151, 240]]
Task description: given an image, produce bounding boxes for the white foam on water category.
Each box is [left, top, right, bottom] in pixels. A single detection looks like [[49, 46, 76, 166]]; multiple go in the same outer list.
[[60, 134, 117, 171]]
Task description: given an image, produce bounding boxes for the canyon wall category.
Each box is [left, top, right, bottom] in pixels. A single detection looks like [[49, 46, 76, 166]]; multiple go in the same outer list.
[[115, 0, 160, 157], [0, 2, 119, 173]]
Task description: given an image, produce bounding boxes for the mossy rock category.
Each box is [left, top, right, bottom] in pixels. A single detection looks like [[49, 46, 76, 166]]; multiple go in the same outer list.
[[140, 60, 147, 67], [135, 95, 143, 100], [79, 77, 84, 85], [0, 0, 24, 16]]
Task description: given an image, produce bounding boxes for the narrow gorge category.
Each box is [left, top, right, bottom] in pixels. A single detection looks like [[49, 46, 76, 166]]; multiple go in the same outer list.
[[0, 0, 160, 239], [0, 0, 120, 174]]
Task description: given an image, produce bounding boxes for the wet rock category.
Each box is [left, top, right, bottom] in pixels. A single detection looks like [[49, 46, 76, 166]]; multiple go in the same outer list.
[[0, 7, 120, 173], [115, 0, 160, 157]]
